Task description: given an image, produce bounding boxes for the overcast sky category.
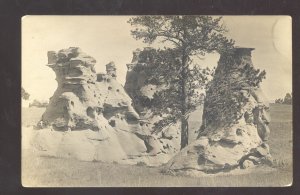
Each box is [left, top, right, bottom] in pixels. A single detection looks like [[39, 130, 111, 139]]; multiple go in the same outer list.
[[22, 16, 292, 102]]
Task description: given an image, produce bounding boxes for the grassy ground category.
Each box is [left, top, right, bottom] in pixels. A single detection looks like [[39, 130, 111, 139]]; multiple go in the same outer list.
[[267, 104, 293, 169], [22, 155, 291, 187], [21, 107, 45, 127], [21, 104, 292, 187]]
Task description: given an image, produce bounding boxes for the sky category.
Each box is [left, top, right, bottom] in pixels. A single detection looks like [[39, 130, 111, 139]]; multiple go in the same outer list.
[[22, 16, 292, 102]]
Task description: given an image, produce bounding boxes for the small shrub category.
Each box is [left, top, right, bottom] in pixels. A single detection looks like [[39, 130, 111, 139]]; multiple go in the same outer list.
[[136, 161, 147, 166], [271, 158, 290, 169]]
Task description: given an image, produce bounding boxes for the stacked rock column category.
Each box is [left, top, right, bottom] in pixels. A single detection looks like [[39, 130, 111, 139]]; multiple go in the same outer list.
[[165, 48, 272, 174]]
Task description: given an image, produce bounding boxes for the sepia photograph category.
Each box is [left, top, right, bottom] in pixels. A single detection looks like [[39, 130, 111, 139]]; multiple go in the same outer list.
[[21, 15, 292, 187]]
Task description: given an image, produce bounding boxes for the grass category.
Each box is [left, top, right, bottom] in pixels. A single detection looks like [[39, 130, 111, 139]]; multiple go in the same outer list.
[[21, 104, 293, 187], [21, 107, 45, 127], [22, 155, 292, 187], [267, 103, 293, 169]]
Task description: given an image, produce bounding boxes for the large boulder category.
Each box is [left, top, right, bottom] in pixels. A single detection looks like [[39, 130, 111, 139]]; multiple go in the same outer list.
[[164, 47, 272, 175]]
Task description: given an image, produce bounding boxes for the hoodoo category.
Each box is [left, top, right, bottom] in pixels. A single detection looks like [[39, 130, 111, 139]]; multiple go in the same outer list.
[[164, 47, 272, 175], [33, 47, 147, 163], [42, 47, 104, 131], [31, 47, 181, 165]]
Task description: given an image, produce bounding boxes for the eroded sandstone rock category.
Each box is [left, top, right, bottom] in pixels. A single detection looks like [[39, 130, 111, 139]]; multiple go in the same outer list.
[[42, 47, 102, 131], [124, 48, 184, 157], [41, 47, 139, 131], [164, 47, 272, 175], [31, 47, 147, 164], [123, 48, 206, 156], [31, 47, 178, 166]]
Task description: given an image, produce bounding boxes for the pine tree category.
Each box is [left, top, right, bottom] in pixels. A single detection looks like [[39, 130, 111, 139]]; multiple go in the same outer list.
[[128, 16, 234, 148]]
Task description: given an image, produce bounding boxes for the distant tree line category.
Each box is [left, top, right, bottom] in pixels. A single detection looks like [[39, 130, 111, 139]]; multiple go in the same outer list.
[[275, 93, 292, 105], [29, 99, 48, 108], [22, 87, 49, 107]]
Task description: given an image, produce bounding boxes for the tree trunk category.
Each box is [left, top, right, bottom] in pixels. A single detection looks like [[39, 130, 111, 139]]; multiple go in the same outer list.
[[180, 53, 189, 149], [180, 115, 189, 149]]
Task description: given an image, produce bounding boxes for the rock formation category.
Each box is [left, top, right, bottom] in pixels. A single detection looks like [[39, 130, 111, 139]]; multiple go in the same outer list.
[[30, 47, 180, 166], [124, 48, 209, 156], [31, 48, 143, 163], [41, 47, 139, 131], [105, 61, 117, 78], [124, 48, 182, 154], [124, 48, 155, 114], [32, 46, 271, 170], [125, 48, 217, 147], [164, 47, 272, 175]]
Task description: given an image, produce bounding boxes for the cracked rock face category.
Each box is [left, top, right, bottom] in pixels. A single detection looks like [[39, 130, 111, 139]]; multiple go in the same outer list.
[[164, 48, 272, 175]]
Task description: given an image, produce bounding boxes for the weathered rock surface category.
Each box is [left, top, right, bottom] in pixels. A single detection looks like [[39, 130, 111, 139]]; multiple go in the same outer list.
[[164, 48, 272, 175], [30, 47, 146, 163], [125, 48, 157, 114], [124, 48, 204, 154], [29, 47, 180, 166], [41, 47, 139, 131], [124, 48, 193, 157]]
